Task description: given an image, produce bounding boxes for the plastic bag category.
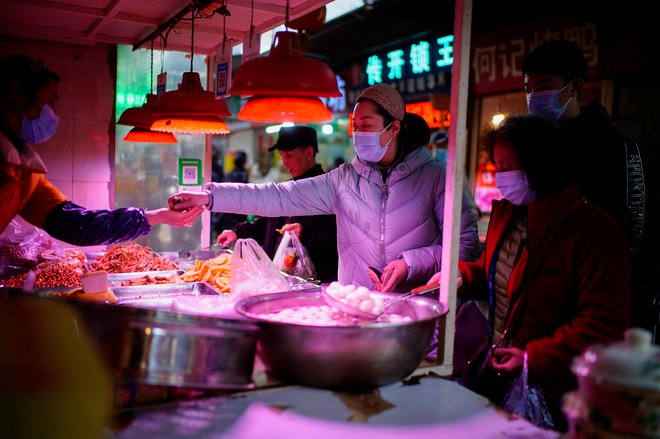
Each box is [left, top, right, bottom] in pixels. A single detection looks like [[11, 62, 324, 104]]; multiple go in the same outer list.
[[501, 352, 554, 430], [0, 219, 55, 276], [230, 238, 291, 300], [272, 231, 316, 280]]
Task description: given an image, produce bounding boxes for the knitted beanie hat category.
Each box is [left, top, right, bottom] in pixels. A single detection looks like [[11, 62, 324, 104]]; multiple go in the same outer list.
[[357, 83, 405, 121]]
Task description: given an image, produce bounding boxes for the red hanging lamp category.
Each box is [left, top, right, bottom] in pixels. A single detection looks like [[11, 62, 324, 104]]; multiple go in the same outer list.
[[230, 0, 340, 124], [230, 31, 341, 99], [151, 8, 231, 135], [117, 42, 178, 143], [237, 95, 332, 123]]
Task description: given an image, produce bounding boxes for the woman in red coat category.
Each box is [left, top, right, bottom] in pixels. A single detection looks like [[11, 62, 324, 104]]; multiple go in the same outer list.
[[431, 115, 631, 430]]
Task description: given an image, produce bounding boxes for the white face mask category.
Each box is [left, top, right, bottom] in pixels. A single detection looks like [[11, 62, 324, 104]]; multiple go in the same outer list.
[[353, 122, 393, 163], [495, 170, 537, 205], [20, 104, 59, 144]]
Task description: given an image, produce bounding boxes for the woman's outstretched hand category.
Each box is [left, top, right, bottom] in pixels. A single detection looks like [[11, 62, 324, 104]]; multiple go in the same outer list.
[[168, 192, 209, 211]]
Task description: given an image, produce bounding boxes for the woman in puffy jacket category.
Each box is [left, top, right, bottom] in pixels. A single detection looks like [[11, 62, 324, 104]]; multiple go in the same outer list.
[[171, 83, 480, 292]]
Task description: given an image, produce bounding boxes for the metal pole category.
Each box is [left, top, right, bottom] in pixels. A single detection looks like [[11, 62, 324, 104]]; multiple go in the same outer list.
[[436, 0, 473, 375]]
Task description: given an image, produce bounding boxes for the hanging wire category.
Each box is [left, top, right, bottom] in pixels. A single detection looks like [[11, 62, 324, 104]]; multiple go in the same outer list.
[[150, 40, 154, 94], [285, 0, 290, 30], [249, 0, 254, 48], [190, 7, 195, 72], [160, 35, 165, 75], [222, 1, 228, 53]]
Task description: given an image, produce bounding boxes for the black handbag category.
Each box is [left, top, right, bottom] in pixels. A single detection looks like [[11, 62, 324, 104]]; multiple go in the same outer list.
[[461, 334, 513, 405]]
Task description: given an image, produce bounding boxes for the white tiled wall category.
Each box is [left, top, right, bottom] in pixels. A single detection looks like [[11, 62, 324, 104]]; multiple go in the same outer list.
[[0, 36, 114, 210]]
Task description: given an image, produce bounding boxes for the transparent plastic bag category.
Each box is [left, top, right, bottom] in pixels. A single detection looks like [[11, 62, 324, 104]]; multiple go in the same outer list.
[[0, 220, 54, 276], [501, 352, 554, 430], [272, 231, 316, 280], [230, 238, 291, 300]]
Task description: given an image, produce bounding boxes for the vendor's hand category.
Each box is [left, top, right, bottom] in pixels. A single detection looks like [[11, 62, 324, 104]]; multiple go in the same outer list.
[[381, 259, 409, 292], [168, 191, 209, 212], [145, 207, 203, 227], [279, 223, 302, 239], [216, 230, 238, 248], [428, 271, 463, 288], [489, 347, 525, 375]]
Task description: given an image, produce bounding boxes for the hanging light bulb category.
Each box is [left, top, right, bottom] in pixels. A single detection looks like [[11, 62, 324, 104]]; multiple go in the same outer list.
[[117, 42, 177, 143], [237, 96, 332, 123], [151, 7, 231, 135], [230, 0, 339, 123], [124, 127, 177, 143]]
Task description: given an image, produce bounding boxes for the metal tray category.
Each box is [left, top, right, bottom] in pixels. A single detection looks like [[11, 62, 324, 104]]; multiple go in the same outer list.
[[112, 282, 220, 310], [107, 270, 184, 285]]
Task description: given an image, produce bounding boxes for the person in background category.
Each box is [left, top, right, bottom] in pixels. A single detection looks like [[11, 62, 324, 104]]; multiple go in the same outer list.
[[428, 130, 482, 223], [216, 126, 338, 283], [0, 54, 201, 244], [522, 39, 659, 331], [175, 84, 480, 292], [430, 115, 631, 430], [213, 151, 249, 236]]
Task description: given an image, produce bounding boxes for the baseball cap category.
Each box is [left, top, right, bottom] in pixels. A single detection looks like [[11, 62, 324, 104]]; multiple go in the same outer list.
[[268, 126, 318, 152], [357, 83, 405, 121]]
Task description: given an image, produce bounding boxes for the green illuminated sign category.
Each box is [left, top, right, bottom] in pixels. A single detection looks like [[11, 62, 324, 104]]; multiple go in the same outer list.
[[364, 34, 454, 85]]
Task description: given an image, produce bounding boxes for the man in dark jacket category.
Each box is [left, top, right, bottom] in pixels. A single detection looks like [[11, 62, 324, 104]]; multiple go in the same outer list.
[[216, 126, 338, 282], [522, 40, 660, 331]]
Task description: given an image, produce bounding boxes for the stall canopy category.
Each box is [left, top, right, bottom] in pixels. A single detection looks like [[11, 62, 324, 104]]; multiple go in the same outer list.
[[0, 0, 334, 54]]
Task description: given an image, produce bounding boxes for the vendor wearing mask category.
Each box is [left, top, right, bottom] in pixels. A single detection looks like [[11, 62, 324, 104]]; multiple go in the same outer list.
[[170, 84, 479, 292], [0, 54, 200, 243]]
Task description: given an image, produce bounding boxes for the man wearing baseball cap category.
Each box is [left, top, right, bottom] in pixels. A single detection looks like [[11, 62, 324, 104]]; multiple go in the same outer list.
[[216, 126, 338, 282]]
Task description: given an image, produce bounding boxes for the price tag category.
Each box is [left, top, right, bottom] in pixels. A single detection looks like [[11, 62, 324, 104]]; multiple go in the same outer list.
[[157, 72, 167, 97], [215, 39, 233, 98], [242, 32, 261, 63]]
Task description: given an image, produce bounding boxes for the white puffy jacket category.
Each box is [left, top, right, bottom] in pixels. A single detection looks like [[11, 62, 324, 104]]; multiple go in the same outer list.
[[208, 147, 480, 291]]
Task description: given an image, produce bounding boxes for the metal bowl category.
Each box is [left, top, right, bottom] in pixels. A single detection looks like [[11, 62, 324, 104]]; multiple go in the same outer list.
[[235, 290, 447, 390], [1, 286, 259, 390]]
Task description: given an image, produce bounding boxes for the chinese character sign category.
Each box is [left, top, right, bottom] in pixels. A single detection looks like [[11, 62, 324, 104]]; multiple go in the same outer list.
[[356, 35, 454, 102]]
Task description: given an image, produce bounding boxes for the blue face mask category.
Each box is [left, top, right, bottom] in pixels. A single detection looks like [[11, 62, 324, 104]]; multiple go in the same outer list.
[[526, 81, 573, 119], [20, 104, 59, 144], [353, 123, 393, 163], [495, 170, 536, 205]]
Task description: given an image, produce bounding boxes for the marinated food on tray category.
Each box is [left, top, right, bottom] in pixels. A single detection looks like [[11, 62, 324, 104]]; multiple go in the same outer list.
[[89, 243, 177, 273], [53, 287, 118, 304], [2, 262, 82, 288], [115, 274, 180, 287], [179, 253, 232, 293]]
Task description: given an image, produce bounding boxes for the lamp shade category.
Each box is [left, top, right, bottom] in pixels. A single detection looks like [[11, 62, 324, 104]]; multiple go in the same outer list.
[[153, 72, 231, 117], [124, 127, 177, 143], [151, 71, 231, 135], [118, 93, 178, 144], [237, 96, 333, 123], [230, 31, 341, 98], [117, 93, 160, 128], [151, 115, 230, 134]]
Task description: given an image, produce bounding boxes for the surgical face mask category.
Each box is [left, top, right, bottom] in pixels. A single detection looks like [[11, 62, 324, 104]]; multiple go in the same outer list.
[[495, 170, 537, 205], [353, 123, 393, 163], [526, 81, 574, 119], [20, 104, 59, 144]]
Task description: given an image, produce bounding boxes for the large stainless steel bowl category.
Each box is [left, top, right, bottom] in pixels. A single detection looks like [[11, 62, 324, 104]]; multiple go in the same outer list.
[[235, 290, 446, 390], [1, 286, 259, 390]]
